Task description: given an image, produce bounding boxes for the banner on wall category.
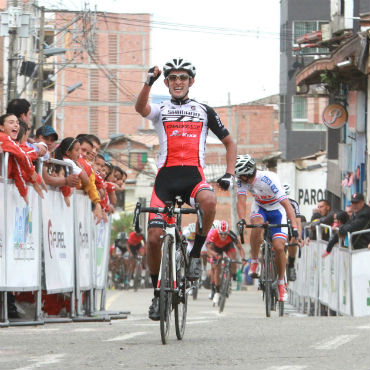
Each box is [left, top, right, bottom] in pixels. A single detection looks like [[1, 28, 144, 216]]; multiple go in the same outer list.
[[42, 189, 74, 292], [5, 185, 40, 289], [75, 192, 92, 290]]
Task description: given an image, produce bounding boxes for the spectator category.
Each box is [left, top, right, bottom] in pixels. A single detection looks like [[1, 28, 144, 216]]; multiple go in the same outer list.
[[0, 113, 46, 203], [6, 98, 32, 130], [338, 193, 370, 250], [35, 125, 58, 154], [54, 137, 89, 207], [113, 165, 127, 192], [308, 199, 335, 242], [322, 210, 350, 257], [345, 204, 353, 218], [76, 136, 105, 222]]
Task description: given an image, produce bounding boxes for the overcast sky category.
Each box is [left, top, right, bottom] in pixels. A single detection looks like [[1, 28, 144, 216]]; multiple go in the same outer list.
[[40, 0, 281, 106]]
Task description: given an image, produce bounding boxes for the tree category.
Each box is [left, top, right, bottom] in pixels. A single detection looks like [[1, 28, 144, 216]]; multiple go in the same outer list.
[[110, 212, 134, 244]]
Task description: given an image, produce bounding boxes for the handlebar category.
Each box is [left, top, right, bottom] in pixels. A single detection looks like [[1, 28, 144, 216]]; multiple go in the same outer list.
[[133, 201, 203, 234], [237, 220, 292, 244]]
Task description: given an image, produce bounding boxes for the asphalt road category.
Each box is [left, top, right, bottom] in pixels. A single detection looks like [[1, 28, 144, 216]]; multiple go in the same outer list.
[[0, 286, 369, 370]]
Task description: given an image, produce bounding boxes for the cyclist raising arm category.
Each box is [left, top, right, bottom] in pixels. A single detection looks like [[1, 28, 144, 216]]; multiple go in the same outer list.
[[135, 58, 236, 321], [235, 155, 298, 302]]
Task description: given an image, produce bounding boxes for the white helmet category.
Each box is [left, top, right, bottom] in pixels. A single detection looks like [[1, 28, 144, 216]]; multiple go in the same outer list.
[[283, 183, 291, 196], [217, 220, 229, 233], [163, 58, 196, 78], [235, 154, 256, 177]]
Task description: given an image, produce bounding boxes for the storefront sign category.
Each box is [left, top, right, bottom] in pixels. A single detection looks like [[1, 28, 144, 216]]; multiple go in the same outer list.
[[322, 103, 348, 129]]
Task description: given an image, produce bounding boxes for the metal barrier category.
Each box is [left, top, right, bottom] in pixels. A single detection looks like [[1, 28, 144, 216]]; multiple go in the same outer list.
[[289, 222, 370, 317], [0, 154, 124, 326]]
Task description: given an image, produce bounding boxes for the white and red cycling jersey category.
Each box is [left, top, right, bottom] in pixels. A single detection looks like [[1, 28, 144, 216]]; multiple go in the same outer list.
[[146, 99, 229, 168], [237, 170, 287, 211]]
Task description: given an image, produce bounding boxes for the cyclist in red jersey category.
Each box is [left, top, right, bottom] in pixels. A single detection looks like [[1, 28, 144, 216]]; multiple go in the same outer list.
[[206, 220, 245, 303], [127, 228, 146, 284], [135, 58, 236, 320]]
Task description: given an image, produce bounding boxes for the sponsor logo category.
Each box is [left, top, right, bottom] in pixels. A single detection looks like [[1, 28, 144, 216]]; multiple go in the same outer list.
[[47, 219, 66, 259], [169, 130, 197, 138], [79, 222, 89, 249], [13, 206, 35, 260]]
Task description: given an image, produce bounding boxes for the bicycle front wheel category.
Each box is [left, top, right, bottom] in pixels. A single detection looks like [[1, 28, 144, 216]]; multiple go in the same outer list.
[[174, 245, 187, 340], [264, 247, 272, 318], [160, 235, 173, 344], [219, 269, 230, 313], [133, 262, 142, 292]]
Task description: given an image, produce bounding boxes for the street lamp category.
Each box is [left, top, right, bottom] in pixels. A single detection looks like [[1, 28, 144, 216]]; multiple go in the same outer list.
[[42, 82, 83, 126]]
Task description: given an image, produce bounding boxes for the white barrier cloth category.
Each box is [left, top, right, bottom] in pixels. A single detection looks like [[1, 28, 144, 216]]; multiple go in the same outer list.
[[94, 218, 111, 289], [338, 248, 351, 315], [5, 185, 40, 289], [0, 182, 5, 288], [351, 250, 370, 317], [75, 193, 92, 290], [43, 189, 74, 292]]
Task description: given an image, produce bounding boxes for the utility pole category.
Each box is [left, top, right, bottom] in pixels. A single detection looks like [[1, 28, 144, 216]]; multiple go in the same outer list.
[[7, 0, 19, 103], [35, 6, 45, 129], [227, 92, 238, 232]]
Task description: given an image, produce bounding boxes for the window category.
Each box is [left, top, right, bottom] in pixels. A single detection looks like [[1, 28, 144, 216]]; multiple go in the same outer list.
[[293, 21, 328, 55]]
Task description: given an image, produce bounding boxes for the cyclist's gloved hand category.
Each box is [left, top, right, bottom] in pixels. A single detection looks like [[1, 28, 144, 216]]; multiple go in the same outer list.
[[217, 173, 234, 191], [145, 67, 161, 86], [238, 218, 247, 226], [292, 228, 299, 239]]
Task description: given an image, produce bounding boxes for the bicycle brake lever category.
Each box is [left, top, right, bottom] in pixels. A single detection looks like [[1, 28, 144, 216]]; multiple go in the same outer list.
[[133, 202, 141, 229]]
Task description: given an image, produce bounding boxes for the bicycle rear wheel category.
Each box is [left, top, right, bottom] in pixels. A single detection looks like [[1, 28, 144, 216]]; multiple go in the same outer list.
[[264, 247, 272, 318], [160, 235, 172, 344], [174, 246, 187, 340]]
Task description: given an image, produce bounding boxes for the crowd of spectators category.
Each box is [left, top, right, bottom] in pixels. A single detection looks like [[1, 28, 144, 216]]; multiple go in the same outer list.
[[304, 193, 370, 255], [0, 98, 127, 224]]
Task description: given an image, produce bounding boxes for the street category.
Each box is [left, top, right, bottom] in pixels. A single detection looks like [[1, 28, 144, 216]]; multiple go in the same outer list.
[[0, 286, 369, 370]]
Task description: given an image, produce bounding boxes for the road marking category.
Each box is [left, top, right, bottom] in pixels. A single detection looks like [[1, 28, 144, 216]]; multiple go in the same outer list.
[[264, 366, 308, 370], [313, 335, 358, 350], [106, 291, 122, 309], [14, 354, 65, 370], [104, 331, 147, 342]]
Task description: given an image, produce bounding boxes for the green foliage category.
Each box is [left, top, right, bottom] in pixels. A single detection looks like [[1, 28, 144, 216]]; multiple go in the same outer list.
[[320, 69, 339, 93], [110, 212, 134, 244]]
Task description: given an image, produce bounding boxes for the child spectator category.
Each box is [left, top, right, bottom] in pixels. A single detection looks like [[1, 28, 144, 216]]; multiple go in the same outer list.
[[35, 125, 58, 154], [0, 113, 46, 203], [54, 137, 89, 207], [76, 136, 104, 223], [113, 165, 127, 192], [322, 210, 350, 257]]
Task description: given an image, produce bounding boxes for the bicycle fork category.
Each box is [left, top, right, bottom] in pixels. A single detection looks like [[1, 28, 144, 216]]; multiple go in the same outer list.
[[157, 228, 178, 291]]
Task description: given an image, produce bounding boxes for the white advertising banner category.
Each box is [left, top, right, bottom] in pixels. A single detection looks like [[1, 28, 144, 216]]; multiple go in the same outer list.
[[0, 182, 5, 288], [351, 250, 370, 317], [42, 189, 74, 292], [296, 167, 327, 221], [94, 217, 111, 289], [5, 184, 40, 289], [338, 248, 351, 315], [318, 241, 329, 305], [308, 242, 319, 299], [327, 247, 339, 311], [75, 193, 92, 290]]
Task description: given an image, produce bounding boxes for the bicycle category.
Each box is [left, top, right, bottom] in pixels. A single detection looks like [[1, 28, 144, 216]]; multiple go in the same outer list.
[[133, 197, 203, 344], [132, 255, 144, 291], [214, 256, 244, 313], [238, 221, 290, 317]]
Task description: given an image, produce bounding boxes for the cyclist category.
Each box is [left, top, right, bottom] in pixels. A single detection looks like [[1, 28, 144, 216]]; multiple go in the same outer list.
[[206, 220, 245, 304], [127, 228, 146, 285], [282, 183, 302, 282], [111, 232, 129, 285], [135, 58, 236, 320], [235, 154, 299, 302]]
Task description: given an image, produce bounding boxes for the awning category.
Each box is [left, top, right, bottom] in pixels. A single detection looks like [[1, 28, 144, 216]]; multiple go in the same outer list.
[[296, 32, 370, 86]]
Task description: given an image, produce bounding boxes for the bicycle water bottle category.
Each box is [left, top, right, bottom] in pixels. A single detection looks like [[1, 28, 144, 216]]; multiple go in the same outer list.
[[236, 268, 242, 291]]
